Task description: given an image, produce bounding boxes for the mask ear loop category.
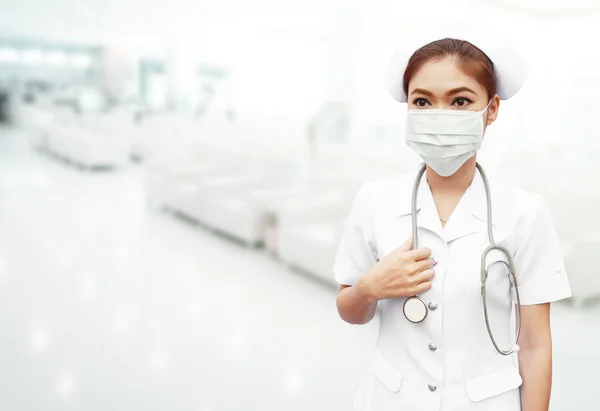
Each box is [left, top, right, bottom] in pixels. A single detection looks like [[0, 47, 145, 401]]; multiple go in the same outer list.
[[481, 98, 494, 134], [479, 99, 494, 115]]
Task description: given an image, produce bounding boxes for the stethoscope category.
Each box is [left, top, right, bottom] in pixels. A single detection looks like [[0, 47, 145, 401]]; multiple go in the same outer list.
[[402, 163, 522, 356]]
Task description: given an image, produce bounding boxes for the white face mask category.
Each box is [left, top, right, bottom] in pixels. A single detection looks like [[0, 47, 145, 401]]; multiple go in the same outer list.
[[405, 100, 492, 177]]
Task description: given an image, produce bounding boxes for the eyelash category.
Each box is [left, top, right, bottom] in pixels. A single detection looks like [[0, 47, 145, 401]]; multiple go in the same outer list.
[[412, 97, 474, 107], [413, 98, 431, 106], [453, 97, 473, 106]]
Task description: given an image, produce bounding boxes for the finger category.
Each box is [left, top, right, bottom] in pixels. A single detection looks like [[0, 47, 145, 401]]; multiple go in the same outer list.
[[407, 268, 434, 286], [413, 280, 432, 294], [397, 236, 413, 252], [414, 268, 435, 283], [407, 247, 432, 261], [413, 258, 435, 273]]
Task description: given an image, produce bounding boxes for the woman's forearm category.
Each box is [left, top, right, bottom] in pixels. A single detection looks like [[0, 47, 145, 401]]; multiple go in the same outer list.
[[336, 279, 378, 325], [518, 343, 552, 411]]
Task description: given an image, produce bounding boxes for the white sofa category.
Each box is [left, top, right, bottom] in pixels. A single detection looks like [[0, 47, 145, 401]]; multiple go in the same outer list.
[[130, 113, 200, 162], [168, 167, 299, 245], [564, 237, 600, 305], [38, 111, 134, 168], [159, 143, 392, 247], [537, 176, 600, 304], [144, 138, 297, 243], [15, 103, 55, 152], [274, 192, 350, 285]]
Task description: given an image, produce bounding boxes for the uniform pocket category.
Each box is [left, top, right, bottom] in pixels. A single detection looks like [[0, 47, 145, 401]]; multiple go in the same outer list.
[[466, 365, 522, 402], [370, 349, 404, 392], [353, 349, 405, 411]]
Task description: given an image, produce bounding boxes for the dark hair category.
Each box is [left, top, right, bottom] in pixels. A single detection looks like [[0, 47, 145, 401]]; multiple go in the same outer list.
[[403, 38, 497, 100]]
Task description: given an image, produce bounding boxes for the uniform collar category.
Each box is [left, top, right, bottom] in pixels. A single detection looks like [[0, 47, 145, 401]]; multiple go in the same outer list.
[[394, 165, 499, 243]]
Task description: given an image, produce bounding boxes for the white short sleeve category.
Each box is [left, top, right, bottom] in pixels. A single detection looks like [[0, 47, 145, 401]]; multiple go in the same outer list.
[[511, 194, 572, 305], [332, 182, 379, 286]]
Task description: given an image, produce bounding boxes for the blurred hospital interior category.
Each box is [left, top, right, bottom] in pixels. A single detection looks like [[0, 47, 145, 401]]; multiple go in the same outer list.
[[0, 0, 599, 410]]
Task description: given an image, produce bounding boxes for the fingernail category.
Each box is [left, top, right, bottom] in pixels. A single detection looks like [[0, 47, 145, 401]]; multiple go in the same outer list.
[[432, 258, 438, 267]]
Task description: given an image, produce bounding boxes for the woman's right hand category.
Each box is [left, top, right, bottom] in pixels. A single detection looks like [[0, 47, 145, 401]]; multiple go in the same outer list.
[[356, 237, 435, 301]]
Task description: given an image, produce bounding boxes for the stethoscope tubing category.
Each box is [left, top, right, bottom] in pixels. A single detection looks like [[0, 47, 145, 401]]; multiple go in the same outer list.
[[407, 162, 522, 355]]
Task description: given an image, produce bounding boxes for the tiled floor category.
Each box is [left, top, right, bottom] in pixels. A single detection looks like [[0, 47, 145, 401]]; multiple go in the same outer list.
[[0, 127, 596, 411]]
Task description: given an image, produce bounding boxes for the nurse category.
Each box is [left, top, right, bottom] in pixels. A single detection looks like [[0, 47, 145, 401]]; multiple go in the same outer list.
[[333, 32, 572, 411]]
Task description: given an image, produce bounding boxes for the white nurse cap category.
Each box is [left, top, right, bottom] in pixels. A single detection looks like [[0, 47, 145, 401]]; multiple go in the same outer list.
[[384, 27, 529, 103]]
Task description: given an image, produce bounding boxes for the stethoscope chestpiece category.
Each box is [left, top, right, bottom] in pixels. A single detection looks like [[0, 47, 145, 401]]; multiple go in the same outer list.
[[403, 296, 428, 323]]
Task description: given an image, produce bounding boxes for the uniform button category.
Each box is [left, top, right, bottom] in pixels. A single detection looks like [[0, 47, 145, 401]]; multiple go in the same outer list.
[[428, 384, 437, 392], [428, 301, 438, 311], [428, 342, 438, 352]]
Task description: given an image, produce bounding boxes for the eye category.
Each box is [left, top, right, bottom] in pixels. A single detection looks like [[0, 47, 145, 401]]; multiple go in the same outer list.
[[413, 98, 431, 108], [452, 97, 473, 108]]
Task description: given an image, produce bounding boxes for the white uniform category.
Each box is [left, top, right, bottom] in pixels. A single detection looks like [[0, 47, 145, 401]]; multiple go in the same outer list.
[[333, 168, 572, 411]]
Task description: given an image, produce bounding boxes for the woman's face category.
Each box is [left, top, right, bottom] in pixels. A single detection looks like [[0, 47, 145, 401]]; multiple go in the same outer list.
[[407, 56, 500, 127]]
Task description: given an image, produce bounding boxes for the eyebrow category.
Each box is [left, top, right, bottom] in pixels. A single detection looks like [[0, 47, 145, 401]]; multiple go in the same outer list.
[[410, 87, 478, 97], [446, 87, 477, 96], [411, 88, 435, 97]]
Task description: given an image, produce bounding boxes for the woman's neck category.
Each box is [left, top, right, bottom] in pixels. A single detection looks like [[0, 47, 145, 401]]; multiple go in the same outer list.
[[426, 156, 478, 195]]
